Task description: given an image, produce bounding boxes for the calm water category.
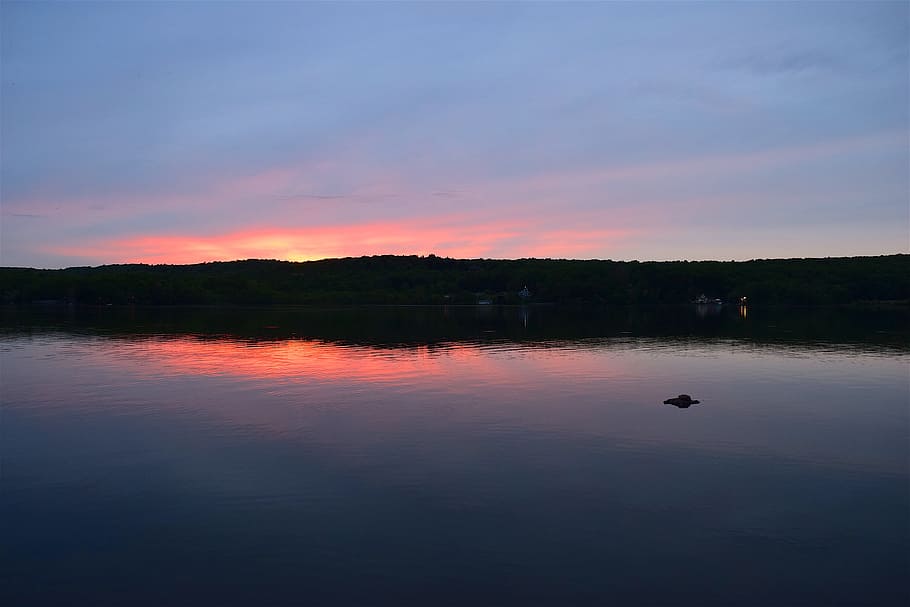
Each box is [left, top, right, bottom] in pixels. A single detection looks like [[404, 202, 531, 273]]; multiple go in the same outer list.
[[2, 305, 908, 606]]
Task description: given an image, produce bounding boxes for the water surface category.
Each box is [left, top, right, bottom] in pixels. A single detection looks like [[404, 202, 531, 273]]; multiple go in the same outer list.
[[2, 305, 908, 605]]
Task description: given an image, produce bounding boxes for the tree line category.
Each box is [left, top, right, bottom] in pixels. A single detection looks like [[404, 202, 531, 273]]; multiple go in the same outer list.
[[1, 254, 907, 306]]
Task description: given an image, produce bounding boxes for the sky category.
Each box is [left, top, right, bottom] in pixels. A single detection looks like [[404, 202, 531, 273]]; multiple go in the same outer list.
[[1, 1, 908, 268]]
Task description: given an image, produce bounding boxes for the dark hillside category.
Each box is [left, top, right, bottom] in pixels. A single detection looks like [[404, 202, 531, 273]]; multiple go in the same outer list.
[[1, 254, 907, 306]]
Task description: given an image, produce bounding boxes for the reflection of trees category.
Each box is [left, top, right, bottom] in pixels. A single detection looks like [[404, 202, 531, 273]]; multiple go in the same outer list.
[[3, 304, 907, 356], [694, 303, 723, 318]]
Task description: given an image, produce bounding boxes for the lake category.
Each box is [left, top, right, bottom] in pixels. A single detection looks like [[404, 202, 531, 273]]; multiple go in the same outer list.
[[2, 305, 908, 606]]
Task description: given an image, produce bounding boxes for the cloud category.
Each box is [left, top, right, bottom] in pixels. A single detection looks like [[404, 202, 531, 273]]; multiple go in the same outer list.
[[5, 126, 904, 267], [3, 1, 906, 267], [3, 212, 46, 218], [721, 49, 846, 77], [275, 194, 351, 201]]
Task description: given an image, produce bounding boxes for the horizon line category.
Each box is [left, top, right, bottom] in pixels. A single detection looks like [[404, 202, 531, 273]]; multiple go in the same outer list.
[[2, 251, 907, 272]]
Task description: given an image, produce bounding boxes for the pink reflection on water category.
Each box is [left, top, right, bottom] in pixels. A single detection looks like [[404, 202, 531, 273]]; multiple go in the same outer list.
[[101, 336, 636, 393]]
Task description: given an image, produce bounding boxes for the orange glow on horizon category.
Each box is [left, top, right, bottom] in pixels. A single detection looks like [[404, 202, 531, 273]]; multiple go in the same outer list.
[[11, 128, 901, 267], [48, 219, 634, 264]]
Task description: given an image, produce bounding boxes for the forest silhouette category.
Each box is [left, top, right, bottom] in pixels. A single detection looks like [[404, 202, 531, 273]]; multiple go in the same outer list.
[[1, 254, 906, 306]]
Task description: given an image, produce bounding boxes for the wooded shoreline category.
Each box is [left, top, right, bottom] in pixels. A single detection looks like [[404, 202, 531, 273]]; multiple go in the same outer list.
[[2, 254, 907, 306]]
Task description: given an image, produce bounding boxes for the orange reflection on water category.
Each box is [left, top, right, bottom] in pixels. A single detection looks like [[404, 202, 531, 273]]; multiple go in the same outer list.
[[67, 336, 637, 440], [99, 336, 633, 394]]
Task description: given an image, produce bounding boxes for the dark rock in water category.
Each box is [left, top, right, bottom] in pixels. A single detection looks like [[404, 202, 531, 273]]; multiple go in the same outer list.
[[664, 394, 700, 407]]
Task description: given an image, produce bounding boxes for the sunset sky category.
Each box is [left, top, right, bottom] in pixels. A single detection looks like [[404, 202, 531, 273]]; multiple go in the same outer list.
[[2, 1, 908, 268]]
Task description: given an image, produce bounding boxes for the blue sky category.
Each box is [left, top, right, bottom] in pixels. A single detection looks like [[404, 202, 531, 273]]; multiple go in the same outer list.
[[2, 1, 907, 267]]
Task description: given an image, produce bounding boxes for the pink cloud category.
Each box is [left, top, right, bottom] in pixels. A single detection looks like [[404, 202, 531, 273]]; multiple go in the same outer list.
[[9, 128, 903, 265]]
